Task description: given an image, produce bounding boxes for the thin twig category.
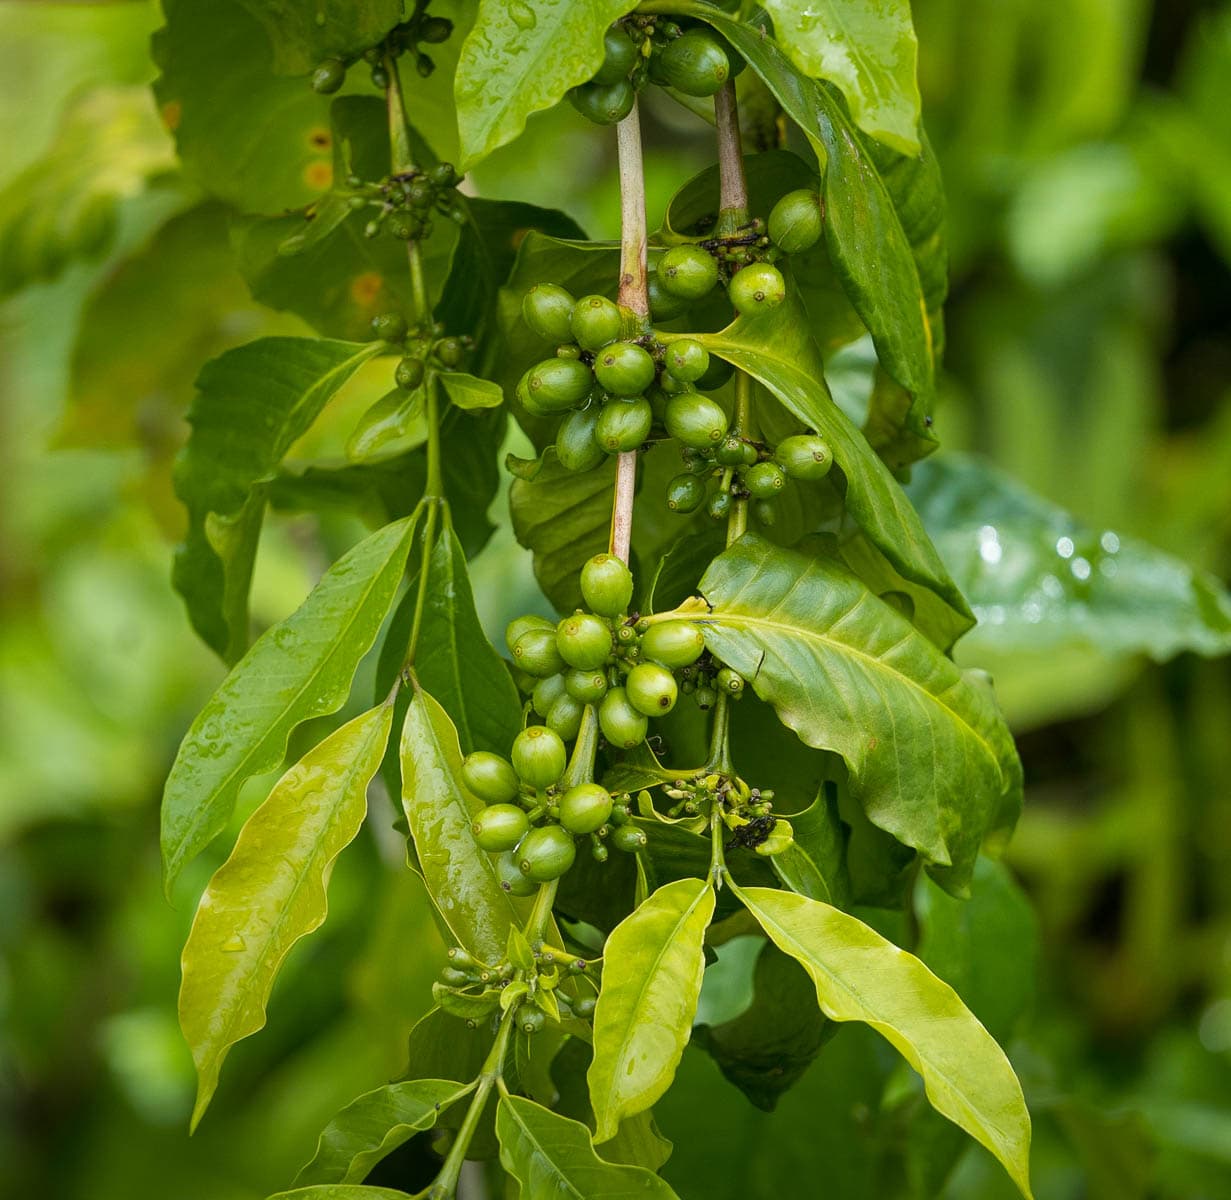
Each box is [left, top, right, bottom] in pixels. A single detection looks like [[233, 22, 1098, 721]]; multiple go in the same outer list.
[[714, 80, 749, 234]]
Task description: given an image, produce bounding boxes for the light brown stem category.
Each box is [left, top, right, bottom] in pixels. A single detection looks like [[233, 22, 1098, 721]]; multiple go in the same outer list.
[[714, 80, 749, 234]]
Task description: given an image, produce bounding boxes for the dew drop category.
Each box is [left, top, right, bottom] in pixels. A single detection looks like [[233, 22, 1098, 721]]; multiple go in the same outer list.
[[222, 934, 247, 953], [508, 1, 536, 29]]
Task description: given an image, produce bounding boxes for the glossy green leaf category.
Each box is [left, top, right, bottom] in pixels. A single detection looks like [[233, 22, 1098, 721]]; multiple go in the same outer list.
[[909, 453, 1231, 665], [0, 85, 175, 297], [509, 450, 617, 612], [771, 788, 849, 908], [415, 518, 523, 756], [179, 703, 393, 1128], [152, 0, 339, 212], [173, 335, 384, 660], [589, 878, 716, 1142], [439, 371, 503, 410], [399, 687, 530, 962], [736, 885, 1033, 1199], [454, 0, 639, 169], [496, 1094, 681, 1199], [162, 515, 415, 888], [295, 1077, 473, 1186], [269, 1188, 415, 1200], [236, 0, 403, 75], [693, 941, 830, 1112], [680, 8, 934, 400], [695, 535, 1020, 893], [671, 291, 972, 638], [760, 0, 920, 154]]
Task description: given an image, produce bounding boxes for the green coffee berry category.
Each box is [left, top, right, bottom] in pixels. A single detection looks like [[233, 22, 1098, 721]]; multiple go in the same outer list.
[[395, 357, 425, 390], [663, 339, 710, 383], [311, 58, 346, 94], [523, 283, 576, 343], [518, 824, 577, 881], [665, 392, 729, 449], [641, 620, 705, 667], [580, 554, 634, 617], [648, 270, 690, 320], [532, 672, 568, 719], [659, 28, 730, 97], [625, 662, 679, 716], [473, 804, 531, 852], [524, 357, 593, 414], [593, 24, 638, 84], [547, 693, 585, 740], [511, 725, 568, 788], [371, 311, 408, 342], [556, 613, 612, 670], [506, 614, 555, 653], [774, 433, 833, 480], [768, 189, 823, 255], [556, 405, 607, 473], [462, 751, 520, 804], [666, 473, 706, 514], [658, 245, 719, 300], [707, 490, 732, 520], [744, 460, 787, 498], [594, 341, 656, 397], [728, 262, 786, 315], [565, 667, 608, 704], [514, 628, 566, 677], [596, 396, 652, 453], [610, 824, 648, 853], [571, 295, 624, 350], [599, 686, 648, 749], [717, 666, 745, 694], [559, 783, 614, 834], [569, 79, 635, 125], [497, 850, 538, 896]]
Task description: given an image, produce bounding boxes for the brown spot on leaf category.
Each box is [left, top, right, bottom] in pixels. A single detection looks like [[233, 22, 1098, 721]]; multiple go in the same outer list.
[[303, 161, 333, 190], [307, 126, 331, 150], [161, 100, 182, 131], [350, 272, 384, 307]]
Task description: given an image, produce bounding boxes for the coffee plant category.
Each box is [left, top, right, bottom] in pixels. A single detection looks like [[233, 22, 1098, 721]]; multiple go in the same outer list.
[[156, 2, 1045, 1196]]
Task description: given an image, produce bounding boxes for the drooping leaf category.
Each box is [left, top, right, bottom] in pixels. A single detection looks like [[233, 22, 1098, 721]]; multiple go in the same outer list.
[[161, 515, 416, 888], [152, 0, 340, 212], [439, 371, 503, 410], [0, 85, 176, 297], [454, 0, 639, 169], [680, 8, 934, 402], [415, 517, 523, 756], [509, 450, 617, 613], [588, 878, 716, 1142], [236, 0, 404, 75], [908, 453, 1231, 666], [179, 702, 393, 1128], [693, 940, 831, 1112], [173, 335, 384, 659], [736, 885, 1033, 1199], [496, 1094, 681, 1199], [295, 1078, 473, 1186], [760, 0, 921, 155], [694, 535, 1019, 893], [668, 292, 972, 641], [399, 687, 530, 962]]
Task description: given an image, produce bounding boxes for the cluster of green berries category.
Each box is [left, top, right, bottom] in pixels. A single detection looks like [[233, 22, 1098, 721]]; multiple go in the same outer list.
[[667, 430, 835, 527], [310, 10, 453, 93], [569, 18, 745, 125], [369, 313, 473, 381], [341, 162, 464, 244]]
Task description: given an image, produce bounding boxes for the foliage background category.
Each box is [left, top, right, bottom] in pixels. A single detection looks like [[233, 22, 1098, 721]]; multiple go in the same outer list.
[[2, 1, 1230, 1197]]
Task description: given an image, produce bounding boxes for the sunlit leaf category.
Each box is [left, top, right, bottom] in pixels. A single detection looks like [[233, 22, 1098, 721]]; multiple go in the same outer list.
[[694, 535, 1019, 893], [399, 686, 530, 962], [179, 702, 393, 1128], [496, 1094, 681, 1199], [455, 0, 639, 169], [295, 1077, 473, 1186], [439, 371, 503, 410], [589, 878, 715, 1142], [236, 0, 404, 75], [737, 885, 1033, 1199], [162, 515, 416, 888]]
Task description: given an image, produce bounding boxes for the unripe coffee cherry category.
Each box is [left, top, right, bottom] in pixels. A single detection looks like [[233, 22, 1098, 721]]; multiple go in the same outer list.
[[666, 473, 706, 514], [559, 783, 614, 834], [556, 405, 606, 473], [594, 341, 656, 397], [518, 825, 577, 881], [659, 29, 730, 97], [569, 79, 635, 125], [497, 850, 538, 896], [658, 245, 719, 300], [625, 662, 679, 716], [512, 726, 567, 788], [311, 58, 346, 94], [774, 434, 834, 480], [768, 189, 823, 254], [593, 24, 638, 84], [547, 693, 585, 740], [580, 554, 634, 617], [524, 357, 593, 414], [571, 295, 624, 350], [523, 283, 576, 343], [599, 687, 648, 748], [596, 397, 652, 453], [663, 339, 710, 383], [461, 751, 520, 804], [744, 460, 787, 498], [610, 824, 648, 853], [641, 619, 705, 667], [506, 614, 555, 653], [513, 628, 566, 677], [557, 613, 612, 670], [665, 392, 729, 449], [728, 263, 786, 315], [473, 804, 530, 852]]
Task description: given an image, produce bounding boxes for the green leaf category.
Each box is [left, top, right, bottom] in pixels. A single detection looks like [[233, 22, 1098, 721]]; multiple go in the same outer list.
[[761, 0, 921, 155], [295, 1078, 473, 1186], [682, 9, 934, 401], [771, 788, 849, 907], [509, 450, 617, 613], [152, 0, 340, 212], [496, 1094, 681, 1199], [736, 885, 1033, 1199], [172, 335, 384, 660], [179, 702, 393, 1128], [236, 0, 404, 75], [454, 0, 639, 169], [908, 453, 1231, 665], [673, 290, 972, 638], [0, 85, 176, 296], [161, 515, 415, 888], [693, 941, 831, 1112], [269, 1188, 417, 1200], [695, 535, 1020, 893], [399, 687, 530, 963], [415, 518, 523, 756], [588, 878, 716, 1142], [439, 371, 504, 410]]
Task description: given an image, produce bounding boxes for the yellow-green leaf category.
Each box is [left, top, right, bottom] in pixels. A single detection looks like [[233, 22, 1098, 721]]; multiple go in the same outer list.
[[588, 878, 716, 1143], [179, 702, 394, 1129], [737, 884, 1033, 1198]]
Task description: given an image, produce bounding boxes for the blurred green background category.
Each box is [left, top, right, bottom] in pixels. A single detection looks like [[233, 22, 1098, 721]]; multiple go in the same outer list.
[[2, 2, 1231, 1197]]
